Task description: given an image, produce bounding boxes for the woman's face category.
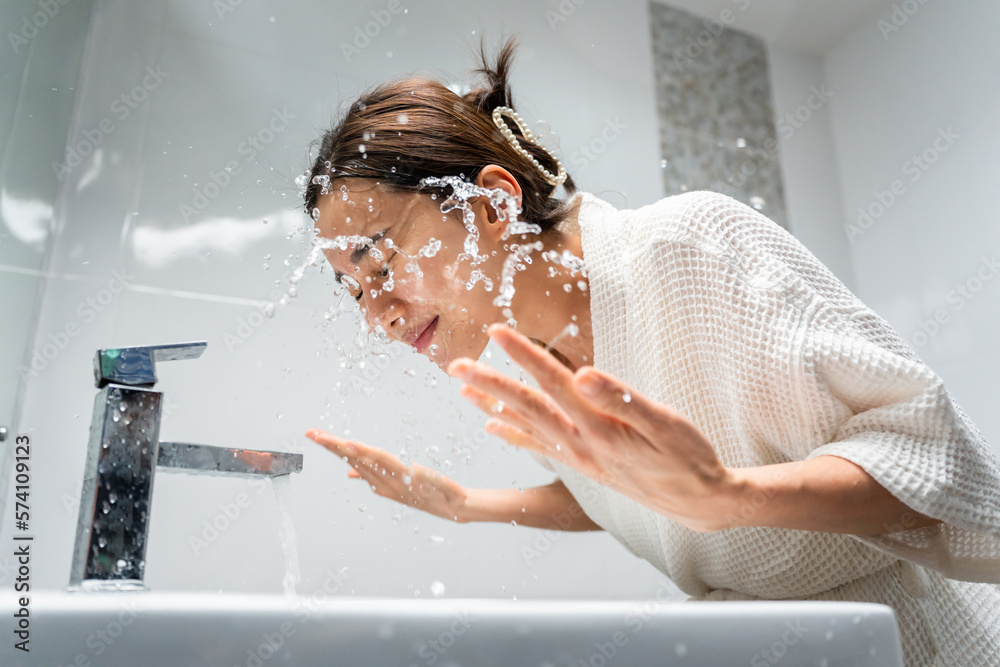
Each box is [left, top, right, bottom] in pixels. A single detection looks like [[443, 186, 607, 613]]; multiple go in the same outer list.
[[312, 177, 515, 370]]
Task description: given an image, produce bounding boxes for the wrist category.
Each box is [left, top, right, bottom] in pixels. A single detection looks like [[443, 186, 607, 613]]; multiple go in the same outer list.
[[454, 486, 478, 524], [704, 467, 754, 532]]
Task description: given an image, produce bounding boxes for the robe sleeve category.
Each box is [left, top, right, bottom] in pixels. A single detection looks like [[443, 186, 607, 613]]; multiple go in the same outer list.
[[670, 190, 1000, 583], [796, 303, 1000, 583]]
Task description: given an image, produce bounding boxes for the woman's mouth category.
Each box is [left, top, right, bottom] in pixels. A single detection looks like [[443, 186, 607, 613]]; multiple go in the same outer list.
[[414, 316, 439, 353]]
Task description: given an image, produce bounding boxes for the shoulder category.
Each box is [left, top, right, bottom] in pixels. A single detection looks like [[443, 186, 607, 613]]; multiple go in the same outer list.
[[630, 190, 758, 237], [614, 190, 747, 258]]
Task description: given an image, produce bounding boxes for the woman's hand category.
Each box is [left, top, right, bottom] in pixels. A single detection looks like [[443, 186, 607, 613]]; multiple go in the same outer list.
[[305, 429, 469, 522], [447, 324, 740, 533]]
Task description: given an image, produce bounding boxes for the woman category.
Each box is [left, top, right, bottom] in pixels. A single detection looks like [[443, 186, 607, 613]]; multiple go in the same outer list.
[[301, 36, 1000, 666]]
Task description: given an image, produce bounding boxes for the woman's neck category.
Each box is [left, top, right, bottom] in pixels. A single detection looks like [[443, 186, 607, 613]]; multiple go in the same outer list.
[[508, 227, 594, 372]]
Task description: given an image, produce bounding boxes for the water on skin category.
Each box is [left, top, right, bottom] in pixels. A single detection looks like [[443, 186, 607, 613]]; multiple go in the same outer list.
[[292, 174, 583, 334]]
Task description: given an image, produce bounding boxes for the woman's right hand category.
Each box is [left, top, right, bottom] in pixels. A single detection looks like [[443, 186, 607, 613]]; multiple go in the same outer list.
[[306, 428, 469, 522]]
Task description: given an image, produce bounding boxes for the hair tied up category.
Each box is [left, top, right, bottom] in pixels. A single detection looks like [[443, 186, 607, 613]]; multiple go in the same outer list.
[[303, 32, 577, 233]]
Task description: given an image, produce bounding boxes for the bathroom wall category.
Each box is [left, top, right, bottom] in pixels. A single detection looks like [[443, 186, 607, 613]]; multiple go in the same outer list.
[[0, 0, 96, 515], [0, 0, 685, 600], [649, 1, 788, 230], [765, 44, 855, 292], [821, 0, 1000, 457]]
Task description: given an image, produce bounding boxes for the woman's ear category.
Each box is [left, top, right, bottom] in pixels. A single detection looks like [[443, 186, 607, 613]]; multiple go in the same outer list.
[[475, 165, 523, 224]]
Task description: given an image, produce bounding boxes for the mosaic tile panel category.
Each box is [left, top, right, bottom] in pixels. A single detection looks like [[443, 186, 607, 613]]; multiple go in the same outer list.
[[649, 1, 788, 229]]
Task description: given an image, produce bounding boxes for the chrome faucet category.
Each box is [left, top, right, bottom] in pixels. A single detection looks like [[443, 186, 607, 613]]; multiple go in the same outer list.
[[68, 341, 303, 591]]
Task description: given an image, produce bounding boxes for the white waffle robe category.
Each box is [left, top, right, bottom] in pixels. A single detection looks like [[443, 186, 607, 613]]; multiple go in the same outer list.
[[528, 190, 1000, 667]]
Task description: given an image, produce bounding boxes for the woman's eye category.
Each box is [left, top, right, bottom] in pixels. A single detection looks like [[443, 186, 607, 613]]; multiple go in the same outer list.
[[377, 251, 397, 278]]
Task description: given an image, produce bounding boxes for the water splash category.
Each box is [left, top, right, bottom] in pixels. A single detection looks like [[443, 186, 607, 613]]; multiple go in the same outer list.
[[389, 236, 441, 279], [419, 175, 528, 265], [493, 240, 544, 314], [547, 320, 581, 350], [280, 174, 583, 363], [541, 248, 588, 276]]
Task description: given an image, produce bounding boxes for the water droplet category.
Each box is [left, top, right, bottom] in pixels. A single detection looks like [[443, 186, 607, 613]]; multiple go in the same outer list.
[[622, 392, 631, 403], [397, 113, 409, 124], [358, 504, 366, 512], [675, 643, 688, 656], [430, 580, 445, 597]]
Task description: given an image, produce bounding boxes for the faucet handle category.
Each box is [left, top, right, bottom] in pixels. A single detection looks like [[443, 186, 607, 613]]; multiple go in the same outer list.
[[94, 341, 207, 388]]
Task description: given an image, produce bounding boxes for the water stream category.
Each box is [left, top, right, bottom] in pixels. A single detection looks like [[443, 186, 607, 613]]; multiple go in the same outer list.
[[270, 474, 300, 597]]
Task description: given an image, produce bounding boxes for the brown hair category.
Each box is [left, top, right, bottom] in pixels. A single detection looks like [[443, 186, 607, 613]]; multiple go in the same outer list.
[[302, 34, 577, 231]]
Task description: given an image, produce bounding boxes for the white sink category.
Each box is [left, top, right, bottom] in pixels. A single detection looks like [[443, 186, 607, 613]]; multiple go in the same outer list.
[[1, 592, 903, 666]]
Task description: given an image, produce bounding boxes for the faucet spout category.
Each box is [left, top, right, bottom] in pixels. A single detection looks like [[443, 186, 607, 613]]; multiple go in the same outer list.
[[69, 342, 303, 592], [157, 442, 302, 477]]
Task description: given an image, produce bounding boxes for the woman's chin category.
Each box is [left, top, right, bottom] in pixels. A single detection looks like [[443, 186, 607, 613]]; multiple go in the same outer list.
[[421, 346, 451, 371]]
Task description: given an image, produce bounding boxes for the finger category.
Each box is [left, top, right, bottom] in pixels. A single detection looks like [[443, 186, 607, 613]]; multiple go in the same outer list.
[[486, 323, 574, 392], [451, 360, 577, 441], [485, 418, 551, 457], [572, 367, 671, 441], [458, 383, 544, 441], [483, 324, 596, 423], [349, 459, 388, 496], [306, 429, 360, 462], [307, 429, 395, 470]]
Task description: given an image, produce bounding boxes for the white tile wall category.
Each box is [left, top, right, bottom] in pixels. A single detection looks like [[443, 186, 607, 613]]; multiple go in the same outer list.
[[1, 0, 679, 601], [820, 0, 1000, 455]]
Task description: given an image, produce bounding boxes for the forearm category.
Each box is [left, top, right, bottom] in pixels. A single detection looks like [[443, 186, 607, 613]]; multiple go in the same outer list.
[[719, 454, 943, 535], [458, 479, 603, 531]]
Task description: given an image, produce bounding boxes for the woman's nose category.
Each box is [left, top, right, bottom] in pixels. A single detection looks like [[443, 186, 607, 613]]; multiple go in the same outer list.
[[364, 293, 404, 336]]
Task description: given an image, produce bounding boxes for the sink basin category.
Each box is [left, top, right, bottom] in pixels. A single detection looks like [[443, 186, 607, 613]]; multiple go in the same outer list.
[[1, 591, 903, 666]]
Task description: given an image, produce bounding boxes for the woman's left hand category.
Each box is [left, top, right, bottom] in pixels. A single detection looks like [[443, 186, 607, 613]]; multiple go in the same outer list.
[[448, 323, 740, 533]]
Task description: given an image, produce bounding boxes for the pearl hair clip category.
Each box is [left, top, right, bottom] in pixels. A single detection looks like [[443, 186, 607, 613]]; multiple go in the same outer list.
[[491, 106, 568, 186]]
